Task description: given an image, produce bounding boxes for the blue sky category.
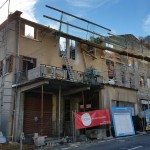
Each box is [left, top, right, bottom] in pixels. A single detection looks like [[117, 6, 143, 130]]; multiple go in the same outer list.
[[0, 0, 150, 38]]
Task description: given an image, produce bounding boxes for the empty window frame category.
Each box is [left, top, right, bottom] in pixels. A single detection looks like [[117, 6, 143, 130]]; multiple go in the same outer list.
[[59, 37, 77, 59], [105, 50, 113, 58], [140, 76, 145, 87], [59, 37, 67, 56], [121, 71, 125, 85], [64, 99, 71, 121], [147, 78, 150, 88], [22, 24, 38, 39], [106, 43, 113, 48], [128, 57, 133, 67], [87, 45, 95, 55], [5, 55, 13, 73], [70, 40, 76, 60], [106, 60, 115, 79], [22, 56, 36, 71]]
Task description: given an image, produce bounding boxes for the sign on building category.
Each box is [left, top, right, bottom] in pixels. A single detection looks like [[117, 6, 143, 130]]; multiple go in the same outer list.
[[111, 107, 135, 137], [145, 109, 150, 131], [75, 109, 111, 129]]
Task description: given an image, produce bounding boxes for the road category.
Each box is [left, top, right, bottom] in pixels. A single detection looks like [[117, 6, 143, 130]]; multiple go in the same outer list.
[[72, 133, 150, 150]]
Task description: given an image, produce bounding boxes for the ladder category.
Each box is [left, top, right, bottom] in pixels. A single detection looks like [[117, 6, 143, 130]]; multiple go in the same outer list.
[[62, 52, 74, 80]]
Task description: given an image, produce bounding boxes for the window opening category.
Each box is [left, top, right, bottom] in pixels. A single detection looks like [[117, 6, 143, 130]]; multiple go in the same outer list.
[[70, 40, 76, 60], [140, 76, 144, 87], [64, 99, 70, 121], [22, 56, 36, 71], [147, 78, 150, 88], [128, 57, 133, 67], [5, 55, 13, 73], [79, 91, 99, 111], [59, 37, 66, 56], [87, 45, 94, 55], [106, 43, 113, 48], [106, 60, 115, 79], [121, 72, 125, 85], [25, 24, 35, 38]]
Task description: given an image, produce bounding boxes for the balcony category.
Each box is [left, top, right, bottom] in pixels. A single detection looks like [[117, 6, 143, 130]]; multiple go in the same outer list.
[[15, 65, 103, 86]]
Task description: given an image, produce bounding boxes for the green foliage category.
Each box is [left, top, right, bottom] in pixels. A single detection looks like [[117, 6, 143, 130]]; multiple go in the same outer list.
[[89, 36, 103, 44]]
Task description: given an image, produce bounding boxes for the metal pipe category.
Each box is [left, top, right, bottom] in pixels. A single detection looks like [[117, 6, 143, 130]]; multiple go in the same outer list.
[[43, 15, 104, 38], [45, 5, 111, 31]]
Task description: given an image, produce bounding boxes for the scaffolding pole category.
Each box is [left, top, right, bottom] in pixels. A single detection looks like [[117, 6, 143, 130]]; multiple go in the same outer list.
[[58, 85, 61, 138]]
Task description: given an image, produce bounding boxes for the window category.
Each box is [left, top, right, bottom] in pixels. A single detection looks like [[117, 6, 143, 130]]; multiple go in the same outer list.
[[128, 57, 133, 67], [59, 37, 66, 56], [79, 91, 99, 111], [105, 50, 113, 58], [140, 76, 145, 87], [121, 72, 125, 85], [106, 60, 115, 79], [5, 55, 13, 73], [23, 24, 38, 39], [0, 61, 3, 76], [70, 40, 76, 60], [64, 99, 70, 121], [22, 56, 36, 71], [147, 78, 150, 88], [106, 43, 113, 48], [59, 37, 77, 59], [87, 45, 95, 55]]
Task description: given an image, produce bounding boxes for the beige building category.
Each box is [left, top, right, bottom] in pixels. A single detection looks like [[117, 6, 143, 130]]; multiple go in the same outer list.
[[0, 11, 150, 141]]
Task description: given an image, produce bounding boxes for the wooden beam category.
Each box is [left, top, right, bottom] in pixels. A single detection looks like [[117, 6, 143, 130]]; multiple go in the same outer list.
[[58, 32, 150, 62], [81, 47, 97, 59], [63, 87, 90, 96], [20, 81, 49, 92]]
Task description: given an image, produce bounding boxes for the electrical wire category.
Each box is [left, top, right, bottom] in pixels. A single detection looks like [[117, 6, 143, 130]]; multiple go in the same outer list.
[[0, 0, 8, 9]]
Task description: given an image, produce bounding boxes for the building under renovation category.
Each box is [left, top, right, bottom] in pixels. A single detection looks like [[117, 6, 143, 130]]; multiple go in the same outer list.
[[0, 7, 150, 142]]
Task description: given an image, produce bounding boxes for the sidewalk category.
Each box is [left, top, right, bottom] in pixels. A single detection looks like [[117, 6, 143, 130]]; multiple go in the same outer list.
[[45, 132, 147, 150]]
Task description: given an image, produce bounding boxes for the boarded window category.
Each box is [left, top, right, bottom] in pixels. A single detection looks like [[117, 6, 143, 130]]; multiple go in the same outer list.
[[5, 55, 13, 73]]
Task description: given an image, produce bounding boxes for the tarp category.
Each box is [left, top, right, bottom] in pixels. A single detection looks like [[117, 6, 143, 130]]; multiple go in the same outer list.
[[75, 109, 111, 129]]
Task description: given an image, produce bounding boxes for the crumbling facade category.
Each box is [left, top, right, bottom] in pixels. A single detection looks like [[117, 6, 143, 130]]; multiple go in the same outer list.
[[0, 11, 150, 141]]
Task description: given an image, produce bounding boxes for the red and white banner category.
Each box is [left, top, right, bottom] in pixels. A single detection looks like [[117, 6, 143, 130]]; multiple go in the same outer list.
[[75, 109, 111, 129]]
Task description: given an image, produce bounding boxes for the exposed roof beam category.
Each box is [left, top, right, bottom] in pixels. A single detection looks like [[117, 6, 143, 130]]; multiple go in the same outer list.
[[58, 31, 150, 62]]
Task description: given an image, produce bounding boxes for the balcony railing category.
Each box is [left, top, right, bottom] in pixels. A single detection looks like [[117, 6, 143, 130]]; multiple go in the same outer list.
[[15, 65, 103, 85]]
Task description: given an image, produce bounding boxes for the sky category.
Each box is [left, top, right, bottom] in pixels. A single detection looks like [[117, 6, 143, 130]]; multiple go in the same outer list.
[[0, 0, 150, 38]]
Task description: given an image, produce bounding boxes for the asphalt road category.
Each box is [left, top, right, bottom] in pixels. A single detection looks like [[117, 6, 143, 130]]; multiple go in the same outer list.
[[73, 133, 150, 150]]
